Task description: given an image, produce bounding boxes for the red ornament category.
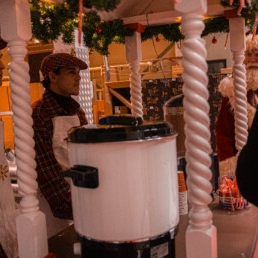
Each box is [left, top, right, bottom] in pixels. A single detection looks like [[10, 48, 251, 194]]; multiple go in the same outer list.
[[212, 36, 217, 44], [96, 27, 102, 33], [246, 30, 251, 36], [155, 37, 160, 42]]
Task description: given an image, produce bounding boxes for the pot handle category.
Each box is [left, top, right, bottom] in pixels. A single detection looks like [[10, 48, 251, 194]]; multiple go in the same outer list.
[[99, 115, 143, 126], [61, 165, 99, 189]]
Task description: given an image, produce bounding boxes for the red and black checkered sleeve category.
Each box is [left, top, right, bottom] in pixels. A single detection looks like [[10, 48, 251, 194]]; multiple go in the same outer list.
[[33, 111, 73, 220]]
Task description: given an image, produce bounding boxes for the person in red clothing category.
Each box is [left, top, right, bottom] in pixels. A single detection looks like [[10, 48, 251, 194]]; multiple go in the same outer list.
[[216, 35, 258, 176], [32, 53, 88, 223]]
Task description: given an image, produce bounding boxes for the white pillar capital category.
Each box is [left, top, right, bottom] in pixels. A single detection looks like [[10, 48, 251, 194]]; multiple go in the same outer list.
[[175, 0, 207, 13], [0, 0, 32, 42], [125, 32, 142, 63], [229, 17, 245, 52]]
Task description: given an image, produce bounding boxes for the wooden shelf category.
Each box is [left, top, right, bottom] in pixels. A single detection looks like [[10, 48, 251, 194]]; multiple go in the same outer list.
[[105, 80, 130, 89]]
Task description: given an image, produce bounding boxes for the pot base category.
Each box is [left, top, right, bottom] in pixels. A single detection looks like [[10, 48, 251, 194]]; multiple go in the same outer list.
[[77, 228, 177, 258]]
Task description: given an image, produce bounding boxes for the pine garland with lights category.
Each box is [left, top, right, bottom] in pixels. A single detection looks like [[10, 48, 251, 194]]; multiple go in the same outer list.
[[30, 0, 257, 56], [30, 0, 76, 43], [65, 0, 122, 12], [141, 23, 184, 42], [88, 0, 122, 11], [202, 16, 229, 37], [82, 11, 133, 55]]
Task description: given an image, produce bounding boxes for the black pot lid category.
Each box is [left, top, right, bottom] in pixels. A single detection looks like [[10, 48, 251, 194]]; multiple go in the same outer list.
[[67, 116, 175, 143]]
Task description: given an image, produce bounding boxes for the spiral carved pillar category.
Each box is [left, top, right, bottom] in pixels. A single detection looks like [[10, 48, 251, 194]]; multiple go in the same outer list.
[[175, 1, 217, 257], [0, 120, 19, 257], [125, 32, 143, 118], [0, 0, 48, 257], [229, 17, 248, 152]]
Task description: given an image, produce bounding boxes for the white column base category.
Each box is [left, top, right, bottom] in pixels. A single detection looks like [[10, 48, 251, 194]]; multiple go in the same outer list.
[[186, 225, 217, 258], [16, 211, 48, 258]]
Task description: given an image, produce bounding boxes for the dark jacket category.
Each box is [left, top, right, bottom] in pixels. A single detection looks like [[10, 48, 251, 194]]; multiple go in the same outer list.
[[236, 107, 258, 207]]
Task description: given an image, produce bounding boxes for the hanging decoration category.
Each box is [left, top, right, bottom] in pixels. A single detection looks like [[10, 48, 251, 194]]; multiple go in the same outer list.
[[224, 33, 229, 49], [29, 0, 258, 56], [78, 0, 83, 44], [212, 36, 217, 44], [252, 20, 257, 40], [246, 30, 252, 36], [96, 26, 102, 33]]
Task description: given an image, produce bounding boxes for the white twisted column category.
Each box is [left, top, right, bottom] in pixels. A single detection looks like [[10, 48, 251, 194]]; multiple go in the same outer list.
[[0, 0, 48, 257], [233, 52, 248, 151], [175, 1, 217, 257], [229, 18, 248, 153], [125, 31, 143, 118], [8, 41, 39, 210]]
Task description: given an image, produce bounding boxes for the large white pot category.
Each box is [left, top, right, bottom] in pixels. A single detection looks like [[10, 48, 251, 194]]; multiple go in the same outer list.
[[63, 121, 179, 243]]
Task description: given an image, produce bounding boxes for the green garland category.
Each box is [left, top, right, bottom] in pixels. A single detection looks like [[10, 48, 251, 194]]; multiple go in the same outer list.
[[30, 0, 257, 56], [202, 16, 229, 37], [65, 0, 122, 12], [82, 11, 133, 55], [30, 0, 76, 43]]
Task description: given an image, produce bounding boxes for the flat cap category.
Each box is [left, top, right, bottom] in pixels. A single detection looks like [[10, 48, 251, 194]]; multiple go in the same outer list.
[[40, 53, 88, 79]]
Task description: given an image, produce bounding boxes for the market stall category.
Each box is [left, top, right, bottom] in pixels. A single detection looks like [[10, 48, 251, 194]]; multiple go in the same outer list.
[[0, 0, 255, 257]]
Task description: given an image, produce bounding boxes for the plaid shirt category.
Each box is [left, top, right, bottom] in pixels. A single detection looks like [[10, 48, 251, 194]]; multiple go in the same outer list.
[[32, 90, 88, 219]]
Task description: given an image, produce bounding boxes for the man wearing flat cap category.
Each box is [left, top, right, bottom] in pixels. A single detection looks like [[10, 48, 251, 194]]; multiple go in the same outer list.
[[32, 53, 88, 225]]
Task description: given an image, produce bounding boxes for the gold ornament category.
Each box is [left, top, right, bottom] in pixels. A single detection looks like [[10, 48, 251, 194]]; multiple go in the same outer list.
[[70, 48, 76, 57], [0, 164, 8, 181]]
